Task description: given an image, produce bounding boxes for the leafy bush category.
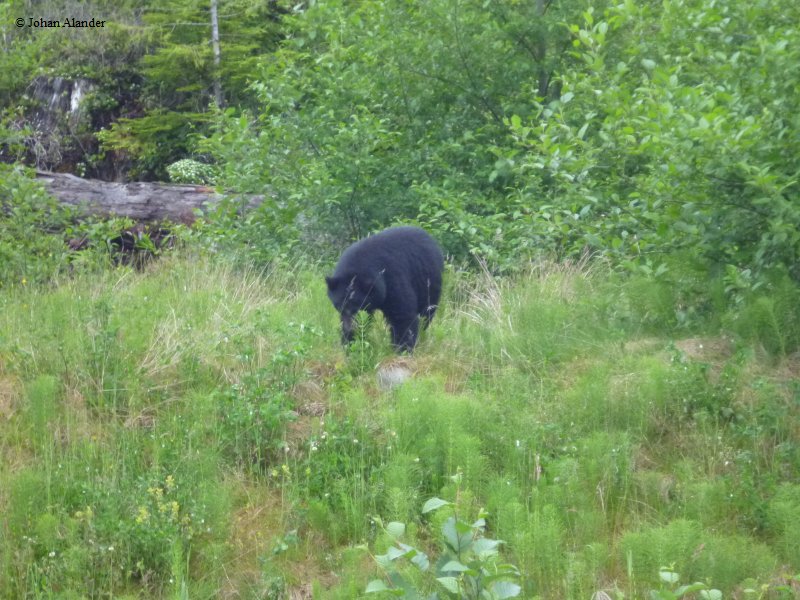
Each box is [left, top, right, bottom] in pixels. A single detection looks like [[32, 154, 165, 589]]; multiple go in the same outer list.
[[216, 329, 317, 472], [0, 166, 73, 287], [366, 474, 522, 599], [388, 380, 488, 494], [188, 193, 304, 266], [300, 414, 388, 544], [648, 567, 721, 600], [3, 459, 221, 596], [202, 0, 587, 261], [691, 535, 776, 592], [505, 1, 800, 282], [166, 158, 218, 185], [723, 272, 800, 355], [621, 520, 703, 586], [194, 0, 800, 285], [622, 520, 778, 593]]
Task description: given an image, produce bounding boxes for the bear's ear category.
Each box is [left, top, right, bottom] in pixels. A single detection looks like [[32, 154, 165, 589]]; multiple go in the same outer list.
[[325, 275, 338, 289]]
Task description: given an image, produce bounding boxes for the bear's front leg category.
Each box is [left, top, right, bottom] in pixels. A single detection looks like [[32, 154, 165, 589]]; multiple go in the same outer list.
[[389, 314, 420, 353], [340, 314, 356, 345]]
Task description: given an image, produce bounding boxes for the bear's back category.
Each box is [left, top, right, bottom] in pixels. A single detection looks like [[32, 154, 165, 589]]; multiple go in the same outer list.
[[335, 226, 443, 280]]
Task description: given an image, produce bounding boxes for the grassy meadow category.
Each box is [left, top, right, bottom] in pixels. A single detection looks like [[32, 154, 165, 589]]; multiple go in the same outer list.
[[0, 254, 799, 599]]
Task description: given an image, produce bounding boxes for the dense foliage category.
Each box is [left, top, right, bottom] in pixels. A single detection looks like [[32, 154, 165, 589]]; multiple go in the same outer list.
[[203, 0, 587, 258], [195, 0, 800, 284], [3, 0, 798, 284], [511, 1, 800, 283]]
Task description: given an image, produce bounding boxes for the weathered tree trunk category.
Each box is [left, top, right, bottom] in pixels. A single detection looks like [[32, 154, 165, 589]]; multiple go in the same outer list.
[[35, 170, 262, 222], [210, 0, 224, 108]]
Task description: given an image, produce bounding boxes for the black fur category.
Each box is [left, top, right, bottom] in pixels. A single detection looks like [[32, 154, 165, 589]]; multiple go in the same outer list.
[[325, 226, 444, 352]]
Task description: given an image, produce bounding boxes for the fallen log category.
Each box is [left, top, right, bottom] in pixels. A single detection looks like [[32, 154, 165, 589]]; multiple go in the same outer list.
[[35, 170, 264, 223]]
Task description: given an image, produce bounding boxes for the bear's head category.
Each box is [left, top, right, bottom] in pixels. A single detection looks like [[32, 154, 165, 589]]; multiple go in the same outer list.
[[325, 272, 386, 317], [326, 272, 386, 343]]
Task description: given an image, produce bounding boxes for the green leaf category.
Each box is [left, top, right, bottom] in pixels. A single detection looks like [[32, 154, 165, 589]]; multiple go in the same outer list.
[[472, 537, 502, 557], [422, 497, 451, 514], [699, 591, 722, 600], [386, 521, 406, 539], [659, 569, 680, 584], [471, 517, 486, 529], [385, 545, 410, 561], [366, 580, 390, 593], [411, 550, 430, 571], [455, 519, 473, 535], [436, 577, 460, 594], [490, 581, 522, 599], [440, 560, 470, 573], [675, 582, 707, 595], [442, 517, 474, 553]]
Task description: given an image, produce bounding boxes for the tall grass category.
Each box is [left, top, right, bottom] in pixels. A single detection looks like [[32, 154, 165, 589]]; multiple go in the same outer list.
[[1, 253, 798, 598]]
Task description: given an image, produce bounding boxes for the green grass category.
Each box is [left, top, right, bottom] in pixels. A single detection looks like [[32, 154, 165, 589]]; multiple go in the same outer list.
[[1, 253, 799, 598]]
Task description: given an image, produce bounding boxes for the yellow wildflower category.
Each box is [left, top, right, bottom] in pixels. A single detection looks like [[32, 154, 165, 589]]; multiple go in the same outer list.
[[135, 506, 150, 524]]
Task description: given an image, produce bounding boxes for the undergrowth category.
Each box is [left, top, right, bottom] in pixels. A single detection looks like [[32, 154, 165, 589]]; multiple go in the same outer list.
[[0, 252, 798, 599]]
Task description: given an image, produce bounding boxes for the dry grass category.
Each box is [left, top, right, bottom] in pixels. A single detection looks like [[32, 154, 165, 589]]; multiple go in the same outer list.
[[219, 479, 285, 599], [0, 376, 20, 421], [219, 475, 343, 599]]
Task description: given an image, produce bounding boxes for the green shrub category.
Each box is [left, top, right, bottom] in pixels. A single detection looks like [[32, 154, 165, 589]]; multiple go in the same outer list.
[[559, 359, 677, 437], [166, 158, 218, 185], [0, 166, 73, 287], [621, 520, 703, 586], [366, 476, 522, 599], [379, 453, 425, 524], [724, 273, 800, 355], [388, 380, 488, 493], [690, 534, 777, 592], [765, 484, 800, 568], [507, 503, 565, 596], [299, 413, 387, 543], [216, 365, 298, 472], [681, 480, 731, 529], [575, 432, 635, 520]]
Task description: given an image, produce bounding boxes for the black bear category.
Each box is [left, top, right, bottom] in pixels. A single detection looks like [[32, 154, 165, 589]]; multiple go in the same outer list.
[[325, 226, 444, 352]]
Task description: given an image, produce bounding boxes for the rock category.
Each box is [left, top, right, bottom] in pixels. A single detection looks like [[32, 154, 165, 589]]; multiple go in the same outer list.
[[376, 360, 413, 391]]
